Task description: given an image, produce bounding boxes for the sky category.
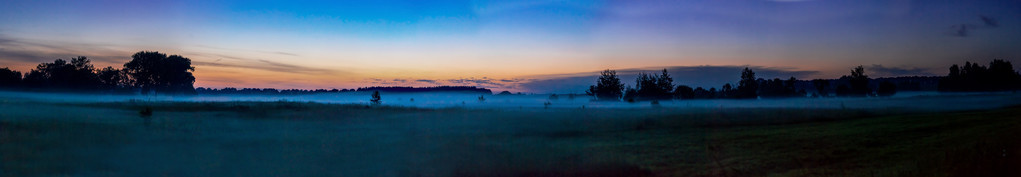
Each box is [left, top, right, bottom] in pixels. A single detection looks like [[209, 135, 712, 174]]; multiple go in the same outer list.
[[1, 0, 1019, 93]]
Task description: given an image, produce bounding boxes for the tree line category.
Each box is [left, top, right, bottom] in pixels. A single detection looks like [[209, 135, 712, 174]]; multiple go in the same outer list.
[[938, 60, 1021, 92], [587, 60, 1020, 101], [0, 51, 196, 94]]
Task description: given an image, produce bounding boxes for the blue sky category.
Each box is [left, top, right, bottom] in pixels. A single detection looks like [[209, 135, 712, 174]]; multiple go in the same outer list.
[[1, 0, 1019, 93]]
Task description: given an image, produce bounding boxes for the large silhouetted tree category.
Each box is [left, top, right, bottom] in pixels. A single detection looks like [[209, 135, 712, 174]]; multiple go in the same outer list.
[[124, 51, 196, 94], [735, 67, 758, 99], [587, 69, 625, 101], [23, 57, 101, 90], [0, 67, 21, 87]]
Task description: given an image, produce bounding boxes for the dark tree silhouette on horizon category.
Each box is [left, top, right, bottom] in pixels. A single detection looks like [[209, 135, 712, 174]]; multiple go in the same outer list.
[[23, 57, 101, 90], [845, 65, 870, 97], [587, 69, 625, 101], [735, 67, 758, 99], [0, 67, 21, 87], [939, 60, 1021, 92], [97, 66, 127, 90], [757, 77, 802, 98], [124, 51, 196, 94]]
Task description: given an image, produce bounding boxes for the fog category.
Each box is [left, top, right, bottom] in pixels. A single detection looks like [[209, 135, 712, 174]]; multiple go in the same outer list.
[[3, 90, 1021, 176], [3, 90, 1020, 111]]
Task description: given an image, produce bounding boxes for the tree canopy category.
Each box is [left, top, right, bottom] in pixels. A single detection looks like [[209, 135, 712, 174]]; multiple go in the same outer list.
[[124, 51, 197, 94], [735, 67, 758, 99], [587, 69, 625, 101], [939, 60, 1021, 92]]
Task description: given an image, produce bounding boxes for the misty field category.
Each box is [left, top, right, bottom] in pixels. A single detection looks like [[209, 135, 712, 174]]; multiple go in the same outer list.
[[2, 94, 1020, 177]]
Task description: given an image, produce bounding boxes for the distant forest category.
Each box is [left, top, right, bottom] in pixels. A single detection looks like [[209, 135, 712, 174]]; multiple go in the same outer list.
[[587, 60, 1021, 102], [0, 51, 1018, 99]]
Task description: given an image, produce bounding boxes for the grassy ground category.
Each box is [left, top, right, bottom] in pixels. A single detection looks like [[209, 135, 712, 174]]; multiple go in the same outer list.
[[1, 100, 1019, 176]]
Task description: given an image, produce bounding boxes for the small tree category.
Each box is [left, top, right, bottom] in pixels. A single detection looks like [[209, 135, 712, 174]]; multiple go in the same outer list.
[[656, 69, 674, 99], [370, 91, 382, 104], [587, 69, 624, 101], [847, 65, 870, 97]]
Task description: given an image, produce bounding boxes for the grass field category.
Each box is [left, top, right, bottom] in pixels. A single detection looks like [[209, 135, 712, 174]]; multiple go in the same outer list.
[[1, 99, 1019, 176]]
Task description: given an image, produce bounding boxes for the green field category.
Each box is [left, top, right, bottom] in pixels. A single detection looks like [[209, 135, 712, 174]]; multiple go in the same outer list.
[[1, 100, 1019, 176]]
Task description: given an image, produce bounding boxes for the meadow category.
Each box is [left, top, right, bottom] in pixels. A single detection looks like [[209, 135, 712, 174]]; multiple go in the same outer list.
[[1, 93, 1020, 176]]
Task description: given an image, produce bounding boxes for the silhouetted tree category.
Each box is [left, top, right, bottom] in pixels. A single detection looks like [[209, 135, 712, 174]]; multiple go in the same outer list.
[[370, 91, 382, 104], [811, 79, 830, 97], [587, 69, 625, 101], [673, 85, 695, 99], [124, 51, 196, 94], [0, 67, 21, 88], [97, 66, 127, 90], [758, 77, 802, 98], [735, 67, 758, 99], [623, 86, 638, 102], [841, 65, 870, 97], [656, 69, 675, 99], [633, 69, 675, 100], [876, 81, 897, 97], [939, 60, 1021, 92], [22, 57, 101, 90], [720, 83, 733, 98]]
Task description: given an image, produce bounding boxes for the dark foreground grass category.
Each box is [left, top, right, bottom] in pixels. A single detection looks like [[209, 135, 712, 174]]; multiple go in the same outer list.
[[1, 100, 1019, 176], [668, 106, 1021, 177], [0, 121, 130, 176]]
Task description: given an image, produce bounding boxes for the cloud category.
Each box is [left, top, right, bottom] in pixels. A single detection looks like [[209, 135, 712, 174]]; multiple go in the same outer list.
[[980, 15, 999, 27], [0, 34, 131, 70], [947, 15, 1001, 37], [868, 64, 936, 77], [415, 79, 437, 84], [447, 78, 506, 87], [273, 51, 300, 57], [517, 65, 820, 93], [181, 50, 341, 75], [194, 45, 300, 57], [191, 58, 339, 75]]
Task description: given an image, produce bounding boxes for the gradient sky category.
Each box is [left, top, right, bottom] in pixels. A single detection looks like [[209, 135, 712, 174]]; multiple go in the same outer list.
[[1, 0, 1019, 93]]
